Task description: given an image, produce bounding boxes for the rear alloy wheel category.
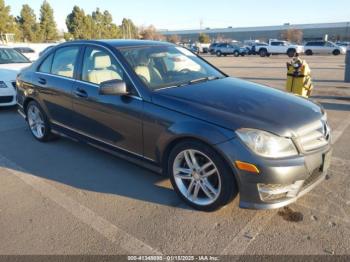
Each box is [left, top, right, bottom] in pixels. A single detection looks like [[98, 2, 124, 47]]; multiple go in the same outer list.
[[26, 101, 54, 142], [216, 51, 222, 57], [333, 49, 340, 56], [168, 140, 237, 211], [233, 51, 240, 57], [305, 50, 313, 56]]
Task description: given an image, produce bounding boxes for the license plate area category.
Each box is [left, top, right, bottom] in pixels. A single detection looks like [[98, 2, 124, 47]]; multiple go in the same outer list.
[[321, 150, 332, 172]]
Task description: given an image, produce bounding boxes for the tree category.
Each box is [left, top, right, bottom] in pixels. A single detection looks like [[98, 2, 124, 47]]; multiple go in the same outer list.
[[66, 6, 88, 40], [91, 8, 104, 39], [281, 29, 303, 44], [167, 35, 180, 44], [16, 4, 38, 42], [39, 0, 58, 42], [198, 33, 210, 43], [120, 18, 138, 39], [139, 25, 163, 41], [0, 0, 19, 39], [101, 10, 121, 38], [90, 8, 121, 39]]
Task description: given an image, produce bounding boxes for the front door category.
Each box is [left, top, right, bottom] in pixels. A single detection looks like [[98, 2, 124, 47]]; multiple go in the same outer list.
[[33, 46, 81, 126], [71, 46, 143, 156]]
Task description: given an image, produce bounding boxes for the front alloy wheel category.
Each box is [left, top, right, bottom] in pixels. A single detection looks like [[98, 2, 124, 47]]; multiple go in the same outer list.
[[168, 140, 237, 211], [173, 149, 221, 206]]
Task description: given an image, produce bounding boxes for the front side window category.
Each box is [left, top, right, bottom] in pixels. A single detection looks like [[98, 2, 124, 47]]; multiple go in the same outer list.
[[120, 45, 225, 91], [0, 48, 30, 64], [82, 47, 124, 85], [51, 46, 80, 78]]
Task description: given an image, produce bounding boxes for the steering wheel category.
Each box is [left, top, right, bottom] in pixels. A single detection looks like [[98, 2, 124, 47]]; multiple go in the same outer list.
[[179, 68, 191, 74]]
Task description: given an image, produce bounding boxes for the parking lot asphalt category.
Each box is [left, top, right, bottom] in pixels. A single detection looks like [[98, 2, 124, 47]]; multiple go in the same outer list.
[[0, 55, 349, 255]]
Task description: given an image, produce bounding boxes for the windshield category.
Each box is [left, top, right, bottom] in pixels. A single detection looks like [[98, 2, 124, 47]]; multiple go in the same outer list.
[[0, 48, 30, 64], [119, 45, 225, 90]]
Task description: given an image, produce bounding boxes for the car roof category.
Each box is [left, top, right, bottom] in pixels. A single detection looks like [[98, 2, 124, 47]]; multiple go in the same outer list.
[[59, 39, 173, 49]]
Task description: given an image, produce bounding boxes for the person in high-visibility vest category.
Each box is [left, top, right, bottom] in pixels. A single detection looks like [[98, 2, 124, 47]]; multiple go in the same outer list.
[[286, 54, 313, 98]]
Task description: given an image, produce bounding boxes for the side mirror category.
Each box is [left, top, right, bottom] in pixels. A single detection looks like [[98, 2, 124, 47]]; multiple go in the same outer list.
[[99, 79, 128, 96]]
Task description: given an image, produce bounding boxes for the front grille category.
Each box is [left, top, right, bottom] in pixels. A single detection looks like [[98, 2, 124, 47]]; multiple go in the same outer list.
[[302, 169, 323, 189], [0, 96, 14, 103], [296, 120, 330, 152]]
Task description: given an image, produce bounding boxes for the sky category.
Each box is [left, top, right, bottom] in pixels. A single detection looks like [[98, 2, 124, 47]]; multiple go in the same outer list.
[[8, 0, 350, 32]]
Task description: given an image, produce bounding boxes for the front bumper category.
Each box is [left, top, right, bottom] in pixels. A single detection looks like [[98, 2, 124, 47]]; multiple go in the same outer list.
[[216, 138, 331, 210], [0, 82, 16, 106]]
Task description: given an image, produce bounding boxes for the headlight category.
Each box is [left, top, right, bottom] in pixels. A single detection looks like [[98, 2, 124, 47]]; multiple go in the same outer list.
[[0, 81, 8, 88], [236, 128, 298, 158]]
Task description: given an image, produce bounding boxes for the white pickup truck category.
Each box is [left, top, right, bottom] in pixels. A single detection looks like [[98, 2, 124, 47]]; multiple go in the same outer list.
[[258, 40, 304, 57]]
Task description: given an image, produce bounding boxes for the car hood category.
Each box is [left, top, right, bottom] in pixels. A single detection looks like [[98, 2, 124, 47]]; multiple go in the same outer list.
[[0, 63, 31, 82], [153, 77, 323, 137]]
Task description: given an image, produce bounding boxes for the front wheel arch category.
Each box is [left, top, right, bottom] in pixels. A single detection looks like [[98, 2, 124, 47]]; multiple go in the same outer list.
[[161, 137, 235, 180]]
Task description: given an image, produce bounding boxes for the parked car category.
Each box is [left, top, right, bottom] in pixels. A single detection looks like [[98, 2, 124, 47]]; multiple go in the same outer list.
[[188, 45, 200, 54], [17, 40, 332, 211], [13, 47, 38, 61], [214, 43, 247, 57], [209, 43, 220, 54], [251, 42, 268, 55], [304, 41, 347, 56], [335, 41, 350, 48], [0, 47, 32, 107], [202, 47, 209, 53], [259, 40, 304, 57], [243, 46, 253, 55]]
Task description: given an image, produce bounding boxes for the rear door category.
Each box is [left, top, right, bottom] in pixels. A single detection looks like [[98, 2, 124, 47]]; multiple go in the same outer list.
[[71, 45, 143, 156], [33, 45, 81, 126]]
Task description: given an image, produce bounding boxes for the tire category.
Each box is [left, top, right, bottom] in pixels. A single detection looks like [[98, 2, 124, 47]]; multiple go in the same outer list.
[[216, 51, 222, 57], [333, 49, 340, 56], [168, 140, 238, 212], [26, 100, 55, 142], [259, 49, 268, 57], [305, 50, 313, 56], [233, 51, 239, 57], [287, 49, 296, 58]]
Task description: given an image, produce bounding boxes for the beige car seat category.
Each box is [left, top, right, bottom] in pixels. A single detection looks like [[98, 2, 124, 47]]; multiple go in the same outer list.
[[134, 53, 162, 86], [87, 52, 122, 84]]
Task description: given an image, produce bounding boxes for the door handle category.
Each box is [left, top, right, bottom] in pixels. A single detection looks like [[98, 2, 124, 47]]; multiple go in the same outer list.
[[74, 88, 88, 98], [38, 78, 46, 85]]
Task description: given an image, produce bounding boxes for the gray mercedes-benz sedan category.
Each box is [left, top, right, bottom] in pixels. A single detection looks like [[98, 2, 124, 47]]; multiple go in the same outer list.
[[16, 40, 332, 211]]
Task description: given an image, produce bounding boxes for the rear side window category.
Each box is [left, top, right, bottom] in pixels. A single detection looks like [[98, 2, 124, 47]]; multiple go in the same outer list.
[[51, 46, 80, 78], [38, 53, 54, 73]]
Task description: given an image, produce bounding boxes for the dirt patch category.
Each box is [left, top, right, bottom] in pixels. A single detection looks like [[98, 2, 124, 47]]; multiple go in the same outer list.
[[277, 206, 304, 222]]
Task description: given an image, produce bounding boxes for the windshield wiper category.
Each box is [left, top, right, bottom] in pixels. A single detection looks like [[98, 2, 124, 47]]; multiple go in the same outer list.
[[189, 76, 221, 85], [159, 76, 223, 90], [175, 76, 221, 87]]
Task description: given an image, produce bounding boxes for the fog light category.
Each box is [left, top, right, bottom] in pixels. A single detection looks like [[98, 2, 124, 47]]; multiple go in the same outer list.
[[258, 181, 304, 202]]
